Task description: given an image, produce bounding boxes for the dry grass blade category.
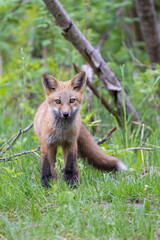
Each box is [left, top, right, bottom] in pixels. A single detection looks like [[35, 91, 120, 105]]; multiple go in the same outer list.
[[141, 122, 145, 164]]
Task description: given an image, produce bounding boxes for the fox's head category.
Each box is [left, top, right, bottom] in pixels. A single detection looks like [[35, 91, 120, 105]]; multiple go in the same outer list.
[[42, 72, 87, 119]]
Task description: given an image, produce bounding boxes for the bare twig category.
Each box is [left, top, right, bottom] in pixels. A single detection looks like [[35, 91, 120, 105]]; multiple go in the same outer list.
[[33, 151, 41, 158], [124, 43, 157, 69], [143, 142, 160, 149], [97, 127, 117, 145], [0, 147, 40, 162], [123, 42, 154, 69], [0, 123, 33, 155], [0, 135, 15, 152], [123, 147, 153, 151], [131, 121, 153, 133]]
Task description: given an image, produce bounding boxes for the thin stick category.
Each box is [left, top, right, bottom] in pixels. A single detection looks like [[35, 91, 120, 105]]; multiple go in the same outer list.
[[0, 123, 33, 155], [123, 147, 153, 151], [0, 147, 40, 162], [33, 151, 41, 158], [131, 121, 153, 133], [97, 127, 117, 145], [140, 122, 145, 164], [123, 42, 154, 69], [0, 135, 15, 152], [143, 142, 160, 149], [23, 122, 34, 132]]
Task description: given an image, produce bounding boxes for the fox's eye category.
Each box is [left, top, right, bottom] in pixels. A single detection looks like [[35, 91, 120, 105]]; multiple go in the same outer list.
[[70, 98, 75, 103], [55, 99, 61, 104]]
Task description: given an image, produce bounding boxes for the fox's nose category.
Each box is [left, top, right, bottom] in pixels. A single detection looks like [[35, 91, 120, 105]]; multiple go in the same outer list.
[[63, 112, 69, 118]]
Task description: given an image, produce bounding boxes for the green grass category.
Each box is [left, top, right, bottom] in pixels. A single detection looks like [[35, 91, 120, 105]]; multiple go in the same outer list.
[[0, 124, 160, 240], [1, 0, 160, 238]]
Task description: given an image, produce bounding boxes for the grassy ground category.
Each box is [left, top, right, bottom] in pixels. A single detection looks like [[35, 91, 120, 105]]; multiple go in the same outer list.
[[0, 118, 160, 240], [1, 1, 160, 238]]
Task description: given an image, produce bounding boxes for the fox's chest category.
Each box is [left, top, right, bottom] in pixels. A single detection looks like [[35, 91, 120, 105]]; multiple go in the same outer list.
[[46, 120, 76, 146]]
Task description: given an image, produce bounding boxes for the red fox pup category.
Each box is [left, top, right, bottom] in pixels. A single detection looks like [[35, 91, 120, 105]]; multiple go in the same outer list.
[[34, 72, 127, 188]]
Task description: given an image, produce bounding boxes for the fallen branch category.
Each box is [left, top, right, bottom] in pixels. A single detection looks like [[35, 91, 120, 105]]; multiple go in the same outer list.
[[73, 63, 121, 125], [97, 127, 117, 145], [0, 147, 40, 162], [0, 123, 33, 155]]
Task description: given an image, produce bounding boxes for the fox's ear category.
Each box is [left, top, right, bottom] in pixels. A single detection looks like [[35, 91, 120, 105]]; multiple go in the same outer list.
[[42, 74, 58, 94], [70, 72, 87, 92]]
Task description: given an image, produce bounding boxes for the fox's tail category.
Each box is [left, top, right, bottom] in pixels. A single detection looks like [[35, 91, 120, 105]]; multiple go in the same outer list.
[[77, 123, 127, 171]]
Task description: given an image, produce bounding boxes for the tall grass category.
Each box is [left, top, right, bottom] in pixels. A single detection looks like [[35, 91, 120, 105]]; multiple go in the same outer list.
[[0, 63, 160, 239]]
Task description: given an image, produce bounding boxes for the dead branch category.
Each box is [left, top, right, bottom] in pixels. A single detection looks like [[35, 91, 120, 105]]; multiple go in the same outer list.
[[0, 147, 40, 162], [97, 127, 117, 145], [73, 63, 121, 125], [0, 123, 33, 155]]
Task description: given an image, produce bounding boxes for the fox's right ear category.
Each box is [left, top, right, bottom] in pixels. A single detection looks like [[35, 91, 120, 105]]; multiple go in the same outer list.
[[70, 71, 87, 92], [42, 74, 58, 94]]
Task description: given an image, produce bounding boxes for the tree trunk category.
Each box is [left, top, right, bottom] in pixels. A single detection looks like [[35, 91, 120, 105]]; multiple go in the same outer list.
[[135, 0, 160, 64], [43, 0, 140, 122]]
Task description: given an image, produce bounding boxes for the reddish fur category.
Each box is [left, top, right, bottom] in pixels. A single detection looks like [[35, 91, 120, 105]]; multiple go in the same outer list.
[[34, 72, 126, 187], [78, 124, 121, 170]]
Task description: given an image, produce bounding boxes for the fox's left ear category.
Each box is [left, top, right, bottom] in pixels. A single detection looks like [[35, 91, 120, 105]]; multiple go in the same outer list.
[[70, 72, 87, 92]]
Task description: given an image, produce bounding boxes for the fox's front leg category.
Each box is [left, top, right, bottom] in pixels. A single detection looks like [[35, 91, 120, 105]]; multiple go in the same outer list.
[[40, 143, 58, 188], [63, 142, 80, 186]]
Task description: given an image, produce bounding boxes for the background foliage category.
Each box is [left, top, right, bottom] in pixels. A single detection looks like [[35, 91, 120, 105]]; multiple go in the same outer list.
[[0, 0, 160, 239]]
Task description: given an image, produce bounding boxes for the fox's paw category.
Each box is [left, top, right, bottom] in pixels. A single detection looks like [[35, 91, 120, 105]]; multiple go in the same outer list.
[[64, 172, 79, 188], [41, 176, 51, 188]]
